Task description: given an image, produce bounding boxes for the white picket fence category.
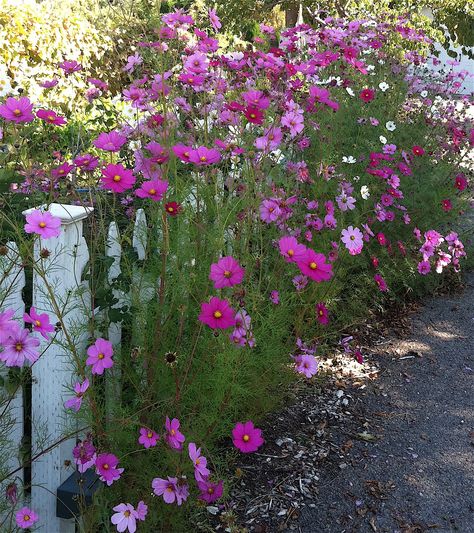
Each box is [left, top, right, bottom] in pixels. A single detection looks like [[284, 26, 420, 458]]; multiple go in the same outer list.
[[0, 203, 148, 532]]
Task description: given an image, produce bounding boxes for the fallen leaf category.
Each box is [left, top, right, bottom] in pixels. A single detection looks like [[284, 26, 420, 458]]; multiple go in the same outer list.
[[356, 431, 378, 442]]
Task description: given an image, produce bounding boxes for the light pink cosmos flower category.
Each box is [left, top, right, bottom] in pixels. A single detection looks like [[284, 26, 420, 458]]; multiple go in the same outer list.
[[95, 453, 124, 486], [208, 8, 221, 31], [86, 338, 114, 375], [296, 249, 333, 282], [198, 297, 236, 329], [36, 109, 66, 126], [188, 442, 210, 481], [93, 131, 127, 152], [111, 503, 137, 533], [0, 97, 34, 123], [135, 179, 168, 201], [281, 111, 304, 137], [15, 506, 39, 529], [64, 378, 89, 412], [24, 210, 61, 240], [23, 307, 54, 339], [232, 421, 264, 453], [341, 226, 364, 255], [0, 309, 17, 343], [417, 261, 431, 275], [260, 199, 281, 223], [138, 427, 159, 448], [198, 479, 224, 503], [59, 60, 82, 75], [278, 236, 307, 263], [294, 354, 318, 378], [152, 477, 188, 505], [209, 256, 245, 288], [101, 164, 136, 193], [164, 417, 185, 450], [0, 328, 40, 367], [135, 501, 148, 521]]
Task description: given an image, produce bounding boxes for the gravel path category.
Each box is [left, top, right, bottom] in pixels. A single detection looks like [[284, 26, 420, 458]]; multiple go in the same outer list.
[[299, 273, 474, 533]]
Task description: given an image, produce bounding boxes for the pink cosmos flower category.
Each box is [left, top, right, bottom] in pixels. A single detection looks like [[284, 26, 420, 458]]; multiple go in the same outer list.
[[296, 249, 333, 282], [198, 297, 236, 329], [184, 52, 209, 74], [15, 507, 39, 529], [101, 164, 136, 193], [86, 338, 114, 375], [74, 153, 99, 171], [36, 109, 66, 126], [359, 88, 375, 102], [135, 501, 148, 521], [198, 479, 224, 503], [111, 503, 137, 533], [260, 199, 281, 223], [24, 210, 61, 239], [135, 179, 168, 201], [73, 439, 96, 472], [270, 290, 280, 304], [59, 60, 82, 75], [23, 307, 54, 339], [138, 427, 159, 448], [152, 477, 180, 504], [281, 111, 304, 137], [374, 274, 388, 292], [0, 309, 17, 343], [0, 97, 34, 123], [188, 442, 210, 481], [255, 126, 283, 151], [242, 90, 270, 110], [0, 328, 40, 367], [38, 79, 59, 88], [172, 144, 193, 163], [417, 261, 431, 275], [51, 162, 74, 179], [232, 421, 264, 453], [64, 378, 89, 412], [164, 417, 185, 450], [316, 302, 329, 325], [95, 453, 124, 486], [454, 174, 468, 191], [341, 226, 364, 255], [209, 256, 245, 288], [295, 354, 318, 378], [93, 131, 127, 152], [208, 8, 222, 31], [278, 236, 307, 263], [188, 146, 221, 166]]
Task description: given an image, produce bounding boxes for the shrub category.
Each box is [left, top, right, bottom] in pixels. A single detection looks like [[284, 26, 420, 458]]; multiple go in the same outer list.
[[0, 7, 472, 532]]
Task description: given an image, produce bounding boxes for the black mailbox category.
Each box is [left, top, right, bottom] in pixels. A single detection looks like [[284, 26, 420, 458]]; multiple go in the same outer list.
[[56, 469, 100, 519]]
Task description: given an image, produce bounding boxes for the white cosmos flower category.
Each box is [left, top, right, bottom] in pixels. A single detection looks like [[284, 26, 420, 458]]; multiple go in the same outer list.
[[346, 87, 355, 96], [385, 121, 396, 131], [420, 90, 428, 97], [342, 156, 356, 164], [353, 175, 360, 182], [380, 135, 387, 144], [378, 82, 389, 92], [360, 185, 370, 199], [367, 65, 375, 71]]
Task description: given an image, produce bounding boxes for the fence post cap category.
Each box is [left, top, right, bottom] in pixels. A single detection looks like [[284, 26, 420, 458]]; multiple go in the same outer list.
[[22, 203, 94, 224]]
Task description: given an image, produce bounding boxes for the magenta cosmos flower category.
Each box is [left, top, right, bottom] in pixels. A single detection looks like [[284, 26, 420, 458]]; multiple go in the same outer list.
[[111, 503, 138, 533], [374, 274, 388, 292], [59, 60, 82, 75], [188, 442, 210, 481], [64, 378, 89, 412], [296, 249, 333, 282], [93, 131, 127, 152], [198, 297, 236, 329], [359, 88, 375, 103], [36, 109, 66, 126], [101, 164, 136, 193], [198, 479, 224, 503], [0, 97, 34, 123], [138, 427, 159, 448], [23, 307, 54, 339], [316, 302, 329, 325], [0, 308, 17, 343], [95, 453, 123, 486], [86, 338, 114, 375], [152, 477, 179, 504], [209, 256, 245, 289], [278, 236, 307, 263], [24, 210, 61, 240], [295, 354, 318, 378], [15, 506, 39, 529], [232, 421, 264, 453], [135, 179, 168, 201], [0, 328, 40, 367], [164, 417, 185, 450], [341, 226, 364, 255], [187, 146, 221, 166]]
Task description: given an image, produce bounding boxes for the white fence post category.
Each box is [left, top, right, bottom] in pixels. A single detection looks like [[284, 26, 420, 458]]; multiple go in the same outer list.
[[24, 204, 92, 533], [0, 242, 25, 495]]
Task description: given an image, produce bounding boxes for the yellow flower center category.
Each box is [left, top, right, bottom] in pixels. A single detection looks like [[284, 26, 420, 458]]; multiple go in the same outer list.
[[250, 113, 256, 119], [184, 151, 189, 158], [13, 109, 21, 116], [39, 221, 46, 228], [350, 235, 355, 240], [15, 343, 23, 352], [113, 175, 121, 182], [223, 270, 231, 278], [149, 188, 156, 195], [319, 310, 324, 316], [207, 487, 214, 494], [195, 458, 200, 465], [309, 262, 318, 270], [287, 249, 294, 257], [103, 463, 109, 470], [200, 156, 207, 162], [35, 320, 41, 327], [97, 353, 104, 360], [147, 431, 153, 438], [124, 511, 131, 517], [24, 514, 30, 521], [166, 486, 173, 492], [48, 115, 55, 121], [167, 207, 174, 212], [243, 434, 250, 442], [213, 311, 222, 319], [170, 429, 176, 435]]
